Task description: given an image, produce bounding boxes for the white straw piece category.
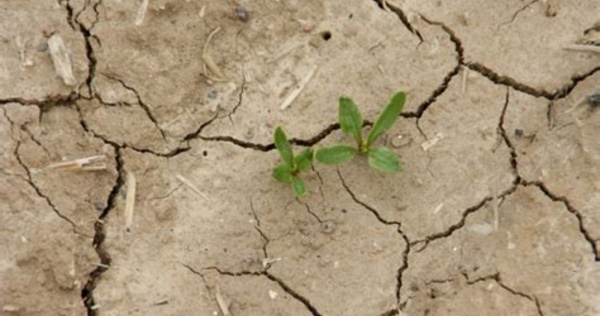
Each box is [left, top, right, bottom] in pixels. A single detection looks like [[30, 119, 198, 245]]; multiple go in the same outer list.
[[125, 171, 137, 232], [48, 34, 76, 86], [279, 66, 318, 110]]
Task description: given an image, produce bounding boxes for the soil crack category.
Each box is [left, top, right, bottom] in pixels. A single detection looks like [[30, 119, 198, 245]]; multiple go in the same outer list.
[[337, 169, 403, 227], [181, 264, 323, 316], [75, 103, 191, 157], [99, 74, 168, 141], [522, 181, 600, 261], [227, 71, 246, 123], [65, 0, 99, 98], [199, 122, 340, 152], [378, 309, 400, 316], [81, 145, 124, 315], [2, 108, 82, 234], [337, 168, 410, 310], [497, 0, 540, 31], [404, 14, 464, 119], [250, 200, 270, 262], [410, 184, 519, 252], [498, 88, 521, 183], [264, 272, 323, 316], [465, 273, 544, 316], [372, 0, 423, 42], [465, 59, 600, 100], [407, 7, 600, 103]]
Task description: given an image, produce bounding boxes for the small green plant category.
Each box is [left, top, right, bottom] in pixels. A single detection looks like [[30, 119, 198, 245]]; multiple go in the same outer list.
[[272, 126, 314, 197], [315, 91, 406, 172]]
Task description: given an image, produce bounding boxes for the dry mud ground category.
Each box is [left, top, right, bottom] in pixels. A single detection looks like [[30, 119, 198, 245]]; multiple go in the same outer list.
[[1, 0, 600, 315]]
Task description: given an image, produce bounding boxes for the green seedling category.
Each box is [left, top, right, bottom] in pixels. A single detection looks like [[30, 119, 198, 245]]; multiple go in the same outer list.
[[272, 126, 314, 197], [315, 91, 406, 172]]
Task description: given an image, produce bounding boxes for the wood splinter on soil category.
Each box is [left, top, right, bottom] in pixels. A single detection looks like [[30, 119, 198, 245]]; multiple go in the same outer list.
[[421, 133, 443, 151], [215, 285, 232, 316], [262, 257, 282, 267], [279, 65, 318, 110], [47, 155, 107, 171], [125, 171, 137, 232], [135, 0, 149, 26], [176, 174, 208, 200], [47, 33, 76, 86], [563, 44, 600, 54], [202, 27, 225, 81]]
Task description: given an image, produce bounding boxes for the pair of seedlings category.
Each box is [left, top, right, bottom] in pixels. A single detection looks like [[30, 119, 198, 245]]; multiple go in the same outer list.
[[273, 91, 406, 197]]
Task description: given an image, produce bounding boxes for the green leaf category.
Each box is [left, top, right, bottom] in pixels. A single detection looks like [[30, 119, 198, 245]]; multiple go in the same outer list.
[[315, 145, 358, 165], [367, 91, 406, 147], [274, 126, 294, 166], [294, 149, 314, 172], [291, 176, 307, 197], [339, 96, 363, 145], [368, 147, 403, 173], [272, 164, 293, 183]]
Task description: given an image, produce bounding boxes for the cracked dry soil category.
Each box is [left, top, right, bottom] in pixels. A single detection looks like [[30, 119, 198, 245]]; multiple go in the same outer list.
[[1, 0, 599, 315]]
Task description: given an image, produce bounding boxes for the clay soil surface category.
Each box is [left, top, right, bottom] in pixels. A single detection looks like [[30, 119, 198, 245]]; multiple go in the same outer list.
[[1, 0, 600, 315]]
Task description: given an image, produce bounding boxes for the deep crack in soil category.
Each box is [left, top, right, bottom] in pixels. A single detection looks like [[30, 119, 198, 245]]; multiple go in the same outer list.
[[65, 0, 99, 97], [80, 146, 123, 315]]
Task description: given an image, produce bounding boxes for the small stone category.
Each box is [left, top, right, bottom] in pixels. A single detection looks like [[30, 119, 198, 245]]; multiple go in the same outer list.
[[243, 128, 255, 140], [268, 290, 278, 300], [93, 202, 105, 211], [302, 22, 316, 32], [390, 133, 412, 148], [207, 90, 218, 99], [321, 220, 336, 234], [514, 129, 524, 139], [372, 241, 383, 252], [396, 204, 408, 212], [236, 6, 250, 22], [587, 93, 600, 108]]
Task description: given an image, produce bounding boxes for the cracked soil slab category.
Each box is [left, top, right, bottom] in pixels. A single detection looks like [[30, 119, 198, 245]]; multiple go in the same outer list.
[[90, 0, 456, 145], [337, 71, 515, 242], [0, 1, 88, 101], [505, 71, 600, 245], [1, 104, 107, 315], [400, 0, 600, 94], [94, 142, 405, 316], [402, 186, 599, 315], [1, 0, 599, 315]]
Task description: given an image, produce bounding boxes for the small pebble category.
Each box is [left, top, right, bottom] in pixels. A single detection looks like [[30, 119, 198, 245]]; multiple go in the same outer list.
[[390, 134, 412, 148], [93, 201, 106, 211], [243, 128, 255, 140], [514, 129, 524, 139], [587, 93, 600, 108], [268, 290, 278, 300], [207, 90, 218, 99], [236, 6, 250, 22], [302, 22, 316, 32], [321, 220, 336, 234]]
